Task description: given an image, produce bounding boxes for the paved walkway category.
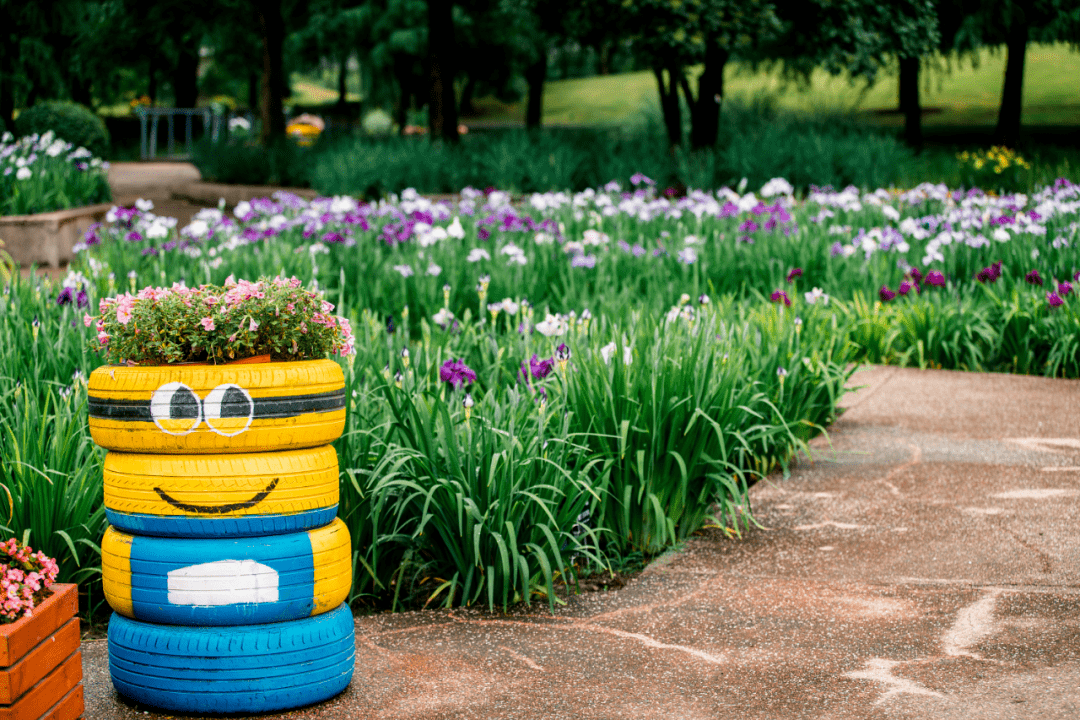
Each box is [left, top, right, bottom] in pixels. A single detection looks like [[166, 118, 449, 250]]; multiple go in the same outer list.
[[82, 366, 1080, 719], [107, 162, 317, 227]]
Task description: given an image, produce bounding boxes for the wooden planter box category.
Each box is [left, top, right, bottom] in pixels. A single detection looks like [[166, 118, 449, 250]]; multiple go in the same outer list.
[[0, 584, 83, 720], [0, 204, 112, 268]]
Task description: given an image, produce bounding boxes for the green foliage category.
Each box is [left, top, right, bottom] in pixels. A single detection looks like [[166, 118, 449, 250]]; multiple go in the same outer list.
[[0, 133, 111, 215], [89, 278, 354, 365], [0, 275, 107, 613], [15, 102, 110, 158], [191, 137, 314, 187]]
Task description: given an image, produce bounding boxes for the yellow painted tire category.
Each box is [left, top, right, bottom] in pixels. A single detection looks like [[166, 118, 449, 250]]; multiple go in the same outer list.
[[104, 446, 340, 537], [103, 518, 352, 625], [88, 359, 345, 453]]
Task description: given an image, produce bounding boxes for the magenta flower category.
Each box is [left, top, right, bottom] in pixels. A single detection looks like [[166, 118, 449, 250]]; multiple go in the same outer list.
[[1058, 281, 1073, 296], [529, 354, 554, 380], [879, 285, 896, 302], [440, 359, 477, 389], [770, 290, 791, 307], [910, 267, 923, 285], [1047, 292, 1064, 308], [786, 267, 803, 284], [898, 280, 914, 296], [56, 287, 74, 306], [924, 270, 946, 287], [976, 261, 1003, 283], [1025, 269, 1043, 286]]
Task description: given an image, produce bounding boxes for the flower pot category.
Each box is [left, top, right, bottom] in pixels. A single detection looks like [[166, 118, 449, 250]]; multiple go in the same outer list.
[[0, 203, 112, 268], [88, 359, 346, 454], [108, 603, 354, 714], [102, 518, 351, 625], [103, 445, 340, 537], [0, 584, 84, 720]]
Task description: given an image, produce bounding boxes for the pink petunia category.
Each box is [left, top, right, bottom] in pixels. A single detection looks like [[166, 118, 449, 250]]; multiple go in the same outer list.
[[83, 313, 93, 327], [248, 318, 259, 332], [200, 317, 215, 331]]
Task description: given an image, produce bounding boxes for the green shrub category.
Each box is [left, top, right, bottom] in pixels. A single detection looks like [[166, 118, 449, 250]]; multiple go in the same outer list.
[[192, 137, 313, 187], [15, 102, 110, 158]]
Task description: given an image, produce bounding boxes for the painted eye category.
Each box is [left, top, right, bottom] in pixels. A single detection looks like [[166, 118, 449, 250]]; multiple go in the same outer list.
[[203, 384, 254, 437], [150, 382, 202, 435]]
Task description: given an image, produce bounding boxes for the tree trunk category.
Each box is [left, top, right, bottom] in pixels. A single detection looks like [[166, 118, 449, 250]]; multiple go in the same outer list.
[[597, 41, 610, 75], [256, 0, 287, 144], [337, 54, 348, 107], [0, 51, 15, 133], [899, 55, 922, 152], [525, 44, 547, 131], [427, 0, 459, 142], [147, 52, 158, 104], [460, 74, 476, 116], [686, 41, 726, 149], [393, 56, 411, 133], [653, 65, 682, 148], [994, 17, 1027, 147], [173, 35, 199, 108], [247, 71, 258, 112]]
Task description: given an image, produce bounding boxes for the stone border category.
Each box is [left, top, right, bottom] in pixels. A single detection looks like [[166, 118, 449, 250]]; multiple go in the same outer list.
[[171, 182, 318, 208], [0, 203, 113, 268]]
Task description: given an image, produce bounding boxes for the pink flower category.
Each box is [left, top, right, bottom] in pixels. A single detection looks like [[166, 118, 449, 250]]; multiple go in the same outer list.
[[97, 331, 110, 345], [116, 306, 132, 325], [248, 318, 259, 332], [82, 314, 93, 327], [200, 317, 216, 331]]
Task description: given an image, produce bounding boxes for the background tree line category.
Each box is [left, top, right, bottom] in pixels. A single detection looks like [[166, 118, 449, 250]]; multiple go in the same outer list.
[[2, 0, 1078, 150]]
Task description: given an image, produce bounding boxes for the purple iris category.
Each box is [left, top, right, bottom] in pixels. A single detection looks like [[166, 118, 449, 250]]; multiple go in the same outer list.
[[924, 270, 946, 287], [1058, 281, 1073, 297], [879, 285, 896, 302], [1025, 269, 1043, 286], [56, 287, 74, 306], [76, 289, 88, 308], [1047, 292, 1064, 308], [786, 267, 802, 284], [770, 290, 791, 307], [439, 359, 476, 389], [529, 354, 554, 380], [910, 267, 923, 284], [898, 280, 914, 296], [976, 261, 1003, 283]]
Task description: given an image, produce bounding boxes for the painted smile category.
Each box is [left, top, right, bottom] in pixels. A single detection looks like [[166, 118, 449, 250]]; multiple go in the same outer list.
[[154, 478, 280, 514]]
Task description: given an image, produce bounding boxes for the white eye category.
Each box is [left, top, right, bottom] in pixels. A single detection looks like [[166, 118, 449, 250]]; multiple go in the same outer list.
[[203, 384, 254, 437], [150, 382, 202, 435]]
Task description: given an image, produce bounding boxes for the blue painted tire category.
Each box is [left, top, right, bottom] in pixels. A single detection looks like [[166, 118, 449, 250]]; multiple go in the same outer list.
[[108, 604, 355, 714], [102, 518, 352, 625]]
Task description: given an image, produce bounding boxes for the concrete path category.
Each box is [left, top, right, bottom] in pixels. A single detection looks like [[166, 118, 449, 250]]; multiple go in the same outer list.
[[81, 366, 1080, 719], [108, 161, 208, 227], [107, 162, 318, 228]]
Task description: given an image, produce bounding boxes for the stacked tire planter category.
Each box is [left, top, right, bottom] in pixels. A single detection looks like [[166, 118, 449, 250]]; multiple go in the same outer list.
[[89, 359, 355, 715]]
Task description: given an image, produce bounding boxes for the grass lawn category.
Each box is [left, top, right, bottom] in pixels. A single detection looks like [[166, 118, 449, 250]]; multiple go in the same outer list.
[[460, 43, 1080, 129]]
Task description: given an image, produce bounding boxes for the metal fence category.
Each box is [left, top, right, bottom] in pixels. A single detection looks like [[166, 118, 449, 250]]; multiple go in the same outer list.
[[136, 108, 222, 160]]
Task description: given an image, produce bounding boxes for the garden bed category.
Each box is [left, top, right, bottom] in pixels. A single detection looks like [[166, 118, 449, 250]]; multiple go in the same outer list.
[[0, 203, 112, 268]]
